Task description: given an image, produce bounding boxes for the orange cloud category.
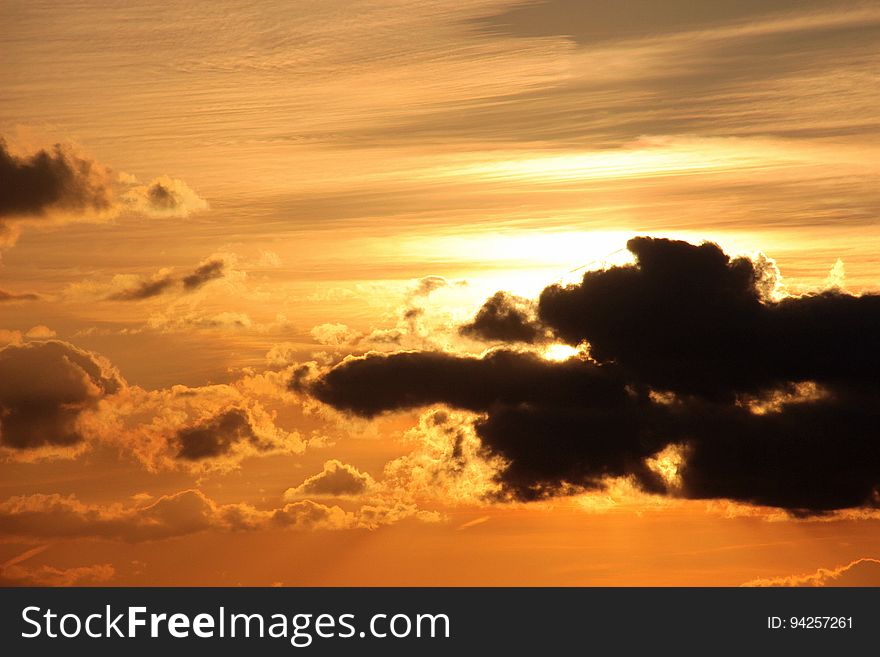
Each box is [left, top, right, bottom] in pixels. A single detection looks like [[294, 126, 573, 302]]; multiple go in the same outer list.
[[0, 138, 206, 247], [743, 558, 880, 587]]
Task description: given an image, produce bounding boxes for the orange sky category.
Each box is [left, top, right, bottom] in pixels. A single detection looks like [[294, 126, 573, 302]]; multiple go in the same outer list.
[[1, 0, 879, 586]]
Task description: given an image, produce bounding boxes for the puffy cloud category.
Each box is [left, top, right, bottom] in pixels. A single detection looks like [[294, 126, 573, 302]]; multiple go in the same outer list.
[[310, 323, 362, 347], [265, 342, 302, 367], [121, 175, 208, 218], [83, 381, 305, 472], [0, 341, 123, 454], [284, 460, 374, 499], [0, 138, 113, 223], [24, 325, 56, 339], [0, 337, 303, 471], [175, 408, 265, 460], [305, 237, 880, 514], [743, 558, 880, 587], [0, 487, 434, 543], [269, 499, 358, 531], [0, 490, 220, 541], [538, 236, 879, 397], [0, 138, 206, 247], [0, 330, 23, 346], [459, 291, 545, 343]]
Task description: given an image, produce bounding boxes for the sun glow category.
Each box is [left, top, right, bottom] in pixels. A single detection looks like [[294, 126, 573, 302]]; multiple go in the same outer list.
[[542, 343, 581, 362]]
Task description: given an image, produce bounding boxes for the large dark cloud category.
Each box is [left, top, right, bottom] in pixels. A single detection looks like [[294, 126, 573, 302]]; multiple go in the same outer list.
[[305, 237, 880, 513], [0, 341, 123, 450], [0, 139, 113, 219], [310, 350, 627, 417]]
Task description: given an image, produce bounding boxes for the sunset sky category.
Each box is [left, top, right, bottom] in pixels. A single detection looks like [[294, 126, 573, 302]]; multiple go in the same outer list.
[[1, 0, 879, 586]]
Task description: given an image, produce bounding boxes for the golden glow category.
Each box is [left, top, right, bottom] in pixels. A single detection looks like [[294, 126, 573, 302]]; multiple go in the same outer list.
[[2, 0, 879, 587], [542, 343, 581, 362], [646, 444, 688, 489]]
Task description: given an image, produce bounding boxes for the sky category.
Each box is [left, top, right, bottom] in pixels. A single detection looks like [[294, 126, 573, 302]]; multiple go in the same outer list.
[[0, 0, 879, 586]]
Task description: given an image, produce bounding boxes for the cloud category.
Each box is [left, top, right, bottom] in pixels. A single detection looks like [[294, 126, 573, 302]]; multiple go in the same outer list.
[[0, 341, 123, 454], [0, 288, 39, 302], [0, 487, 432, 543], [0, 138, 206, 247], [379, 409, 505, 505], [83, 379, 305, 473], [175, 408, 266, 460], [459, 291, 545, 343], [412, 275, 448, 298], [121, 175, 208, 218], [310, 323, 362, 347], [0, 138, 113, 222], [0, 489, 222, 541], [284, 459, 374, 499], [24, 325, 56, 339], [0, 546, 115, 587], [537, 236, 878, 398], [743, 558, 880, 587], [0, 337, 303, 471], [305, 237, 880, 513], [107, 257, 227, 301], [0, 330, 23, 346], [107, 274, 176, 301], [181, 258, 225, 290]]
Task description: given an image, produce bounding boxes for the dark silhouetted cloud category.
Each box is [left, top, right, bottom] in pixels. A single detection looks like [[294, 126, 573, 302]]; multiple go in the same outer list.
[[459, 291, 545, 343], [305, 237, 880, 514], [0, 139, 113, 220], [309, 349, 627, 417], [538, 237, 880, 398], [175, 408, 265, 460], [121, 175, 208, 218], [0, 138, 207, 247]]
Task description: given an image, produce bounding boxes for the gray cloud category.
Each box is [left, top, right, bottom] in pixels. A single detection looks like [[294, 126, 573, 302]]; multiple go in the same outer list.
[[0, 341, 123, 451]]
